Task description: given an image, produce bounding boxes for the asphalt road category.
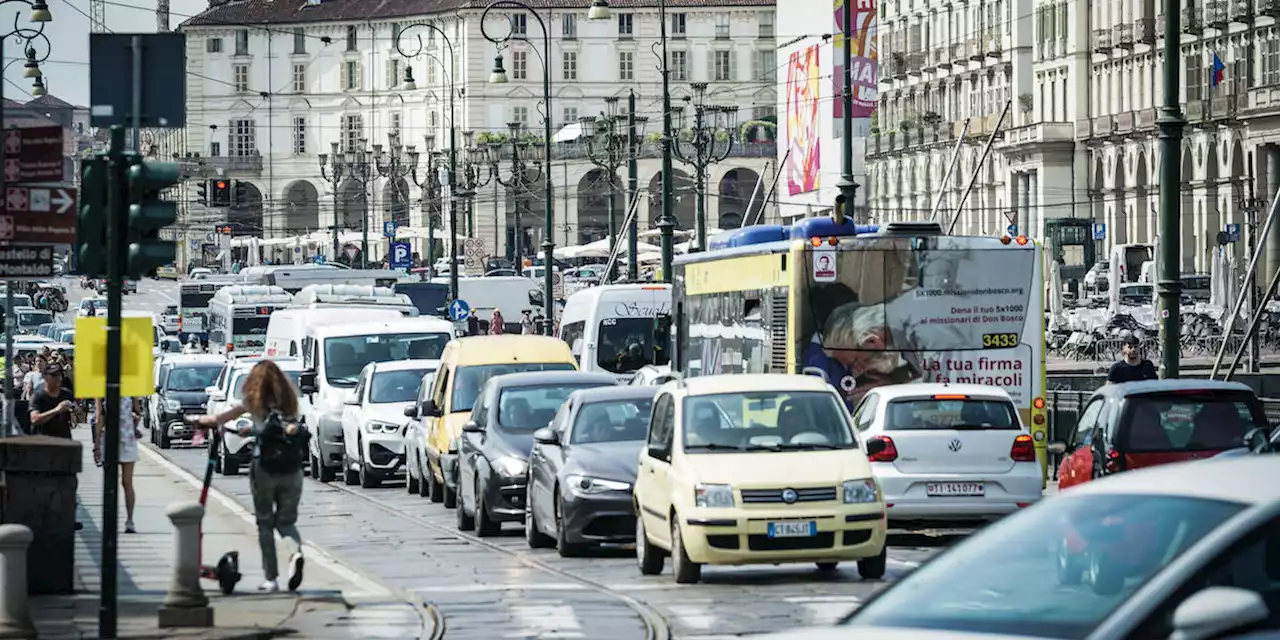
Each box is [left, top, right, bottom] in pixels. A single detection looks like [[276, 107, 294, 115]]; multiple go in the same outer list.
[[70, 277, 962, 639]]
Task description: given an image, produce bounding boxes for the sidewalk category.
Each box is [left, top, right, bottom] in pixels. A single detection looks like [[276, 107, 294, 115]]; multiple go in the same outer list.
[[29, 428, 430, 639]]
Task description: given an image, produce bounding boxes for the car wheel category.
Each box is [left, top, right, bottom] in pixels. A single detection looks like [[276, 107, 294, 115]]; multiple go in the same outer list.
[[1088, 548, 1124, 596], [671, 519, 701, 584], [342, 453, 359, 486], [443, 468, 458, 509], [555, 494, 586, 558], [857, 545, 887, 580], [427, 460, 444, 502], [407, 458, 420, 495], [636, 514, 665, 575], [317, 453, 336, 483], [1057, 538, 1084, 585], [816, 562, 839, 572], [359, 444, 379, 489], [524, 483, 555, 549], [455, 487, 475, 531], [159, 425, 171, 449], [475, 480, 500, 537]]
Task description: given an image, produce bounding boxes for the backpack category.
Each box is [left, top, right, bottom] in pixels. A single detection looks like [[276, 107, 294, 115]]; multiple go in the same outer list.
[[257, 411, 310, 475]]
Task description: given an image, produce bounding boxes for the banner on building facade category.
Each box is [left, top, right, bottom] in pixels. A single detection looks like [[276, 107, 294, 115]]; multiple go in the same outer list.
[[833, 0, 879, 135], [786, 45, 821, 196]]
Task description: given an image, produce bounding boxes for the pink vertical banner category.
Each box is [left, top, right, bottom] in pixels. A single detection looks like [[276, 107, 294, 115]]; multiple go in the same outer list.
[[786, 46, 821, 196], [834, 0, 878, 127]]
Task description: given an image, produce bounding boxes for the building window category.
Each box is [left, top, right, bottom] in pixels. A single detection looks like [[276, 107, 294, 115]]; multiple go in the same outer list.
[[714, 50, 733, 81], [229, 119, 255, 157], [292, 28, 305, 54], [292, 64, 305, 93], [344, 60, 360, 91], [715, 14, 730, 39], [513, 106, 528, 126], [1265, 40, 1280, 86], [618, 14, 633, 38], [670, 50, 688, 81], [754, 50, 774, 81], [386, 58, 401, 88], [345, 25, 358, 51], [563, 106, 578, 125], [427, 22, 435, 45], [206, 38, 222, 54], [562, 51, 578, 80], [753, 105, 776, 120], [562, 13, 577, 39], [342, 114, 363, 152], [511, 13, 527, 37], [391, 22, 401, 42], [234, 29, 249, 55], [430, 111, 438, 129], [1186, 54, 1203, 101], [233, 64, 249, 92], [292, 117, 306, 155], [758, 11, 774, 38], [619, 51, 634, 81], [210, 141, 221, 156], [513, 50, 528, 80], [427, 64, 437, 86], [391, 112, 402, 136], [671, 13, 686, 38]]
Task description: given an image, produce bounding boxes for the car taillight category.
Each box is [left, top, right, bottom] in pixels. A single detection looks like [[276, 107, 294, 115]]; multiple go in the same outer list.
[[869, 435, 898, 462], [1103, 449, 1123, 473], [1010, 434, 1036, 462]]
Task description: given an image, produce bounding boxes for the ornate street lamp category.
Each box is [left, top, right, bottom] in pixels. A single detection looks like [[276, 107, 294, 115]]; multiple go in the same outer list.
[[672, 82, 738, 251]]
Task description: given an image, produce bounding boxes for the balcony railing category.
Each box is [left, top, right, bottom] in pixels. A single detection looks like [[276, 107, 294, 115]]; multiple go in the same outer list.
[[1183, 6, 1204, 32], [1134, 18, 1155, 43], [1113, 23, 1134, 48], [187, 154, 264, 175], [1074, 118, 1093, 139], [1262, 0, 1280, 17], [1230, 0, 1253, 21], [1186, 100, 1204, 122], [1002, 122, 1074, 146], [968, 38, 982, 59], [950, 42, 966, 63], [1114, 111, 1134, 133], [906, 52, 927, 75], [1207, 0, 1228, 25], [985, 33, 1002, 55], [1093, 115, 1114, 136], [488, 138, 777, 163], [1093, 28, 1113, 52], [1136, 107, 1157, 129], [891, 53, 908, 79]]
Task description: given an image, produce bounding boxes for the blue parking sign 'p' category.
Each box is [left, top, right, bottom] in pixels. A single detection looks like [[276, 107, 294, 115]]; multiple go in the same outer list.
[[383, 221, 397, 238], [390, 241, 412, 269], [1226, 223, 1241, 243], [1092, 223, 1106, 240]]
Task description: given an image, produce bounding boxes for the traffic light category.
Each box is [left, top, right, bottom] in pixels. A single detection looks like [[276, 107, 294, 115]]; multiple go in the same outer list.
[[124, 154, 181, 279], [210, 178, 231, 207], [196, 179, 208, 206], [77, 156, 108, 277], [232, 181, 247, 206]]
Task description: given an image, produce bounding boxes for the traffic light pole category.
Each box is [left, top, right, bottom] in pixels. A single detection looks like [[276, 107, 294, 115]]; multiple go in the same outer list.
[[100, 124, 125, 639]]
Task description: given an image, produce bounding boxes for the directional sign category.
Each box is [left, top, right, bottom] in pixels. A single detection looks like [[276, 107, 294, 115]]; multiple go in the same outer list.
[[0, 245, 52, 279], [74, 316, 154, 398], [390, 241, 412, 269], [314, 254, 326, 265], [5, 186, 76, 214], [2, 126, 64, 183], [0, 185, 77, 244], [384, 220, 398, 238], [1092, 222, 1106, 241], [448, 299, 471, 321], [1005, 223, 1018, 237]]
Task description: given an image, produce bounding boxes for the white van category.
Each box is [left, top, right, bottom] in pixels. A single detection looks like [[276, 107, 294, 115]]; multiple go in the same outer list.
[[558, 284, 672, 381], [291, 284, 419, 317], [431, 276, 547, 324], [263, 308, 402, 359], [247, 267, 402, 293], [296, 316, 455, 482]]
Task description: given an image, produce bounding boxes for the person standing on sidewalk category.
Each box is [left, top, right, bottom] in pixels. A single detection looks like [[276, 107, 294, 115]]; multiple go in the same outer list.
[[29, 363, 75, 438], [92, 396, 143, 533], [195, 361, 307, 592]]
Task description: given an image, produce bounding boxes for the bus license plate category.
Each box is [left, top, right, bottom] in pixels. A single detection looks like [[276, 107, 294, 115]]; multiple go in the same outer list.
[[926, 482, 984, 497], [768, 521, 817, 538]]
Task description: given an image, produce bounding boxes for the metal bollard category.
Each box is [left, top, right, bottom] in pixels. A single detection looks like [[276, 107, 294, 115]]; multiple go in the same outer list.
[[158, 502, 212, 628], [0, 524, 34, 639]]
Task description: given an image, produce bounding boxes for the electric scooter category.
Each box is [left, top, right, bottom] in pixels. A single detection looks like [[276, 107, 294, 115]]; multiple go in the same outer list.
[[188, 418, 242, 594]]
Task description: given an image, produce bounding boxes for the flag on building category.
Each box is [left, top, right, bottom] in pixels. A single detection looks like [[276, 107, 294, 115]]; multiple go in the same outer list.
[[1211, 52, 1226, 88]]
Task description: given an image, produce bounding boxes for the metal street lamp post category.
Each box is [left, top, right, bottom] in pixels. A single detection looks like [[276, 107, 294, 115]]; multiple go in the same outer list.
[[459, 129, 496, 262], [672, 82, 737, 252], [342, 139, 376, 268], [488, 123, 543, 266], [410, 134, 445, 284], [373, 131, 421, 265], [317, 142, 347, 261], [1156, 0, 1184, 377], [580, 96, 628, 280]]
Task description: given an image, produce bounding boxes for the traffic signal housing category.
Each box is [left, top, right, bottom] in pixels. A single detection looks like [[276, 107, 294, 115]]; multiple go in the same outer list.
[[196, 179, 208, 206], [125, 155, 180, 279], [210, 178, 231, 207], [76, 156, 108, 277]]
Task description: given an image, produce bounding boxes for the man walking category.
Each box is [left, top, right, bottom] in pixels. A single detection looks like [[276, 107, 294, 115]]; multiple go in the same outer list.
[[1107, 335, 1158, 384]]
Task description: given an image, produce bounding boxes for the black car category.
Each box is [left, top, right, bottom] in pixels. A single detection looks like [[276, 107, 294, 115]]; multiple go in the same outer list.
[[455, 371, 618, 536], [525, 386, 656, 556], [147, 357, 225, 448]]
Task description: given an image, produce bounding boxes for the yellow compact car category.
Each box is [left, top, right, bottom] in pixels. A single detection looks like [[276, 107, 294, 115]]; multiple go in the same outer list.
[[155, 265, 179, 280], [633, 373, 888, 584], [418, 335, 576, 508]]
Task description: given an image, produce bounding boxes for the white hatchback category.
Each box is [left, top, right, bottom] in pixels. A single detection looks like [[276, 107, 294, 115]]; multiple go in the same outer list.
[[852, 383, 1042, 523]]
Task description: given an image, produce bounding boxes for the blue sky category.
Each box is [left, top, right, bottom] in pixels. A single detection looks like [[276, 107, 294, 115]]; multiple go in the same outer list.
[[3, 0, 208, 107]]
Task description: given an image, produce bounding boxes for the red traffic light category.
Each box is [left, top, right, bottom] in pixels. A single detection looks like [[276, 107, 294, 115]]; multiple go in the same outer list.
[[216, 180, 227, 189]]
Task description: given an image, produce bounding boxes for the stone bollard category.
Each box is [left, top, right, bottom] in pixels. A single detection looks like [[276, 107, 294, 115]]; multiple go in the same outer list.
[[157, 502, 213, 629], [0, 524, 35, 639]]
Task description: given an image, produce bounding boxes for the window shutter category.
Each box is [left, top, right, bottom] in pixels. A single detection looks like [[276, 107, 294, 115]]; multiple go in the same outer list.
[[356, 62, 363, 91], [707, 51, 715, 82], [729, 52, 737, 82], [340, 63, 349, 91]]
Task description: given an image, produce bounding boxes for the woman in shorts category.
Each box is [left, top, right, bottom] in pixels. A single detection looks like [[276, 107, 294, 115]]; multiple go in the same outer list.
[[93, 397, 143, 533]]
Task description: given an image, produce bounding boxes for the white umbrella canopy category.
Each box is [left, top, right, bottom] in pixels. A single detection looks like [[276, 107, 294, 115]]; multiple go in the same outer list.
[[1048, 260, 1064, 330], [554, 244, 610, 259], [583, 238, 662, 254]]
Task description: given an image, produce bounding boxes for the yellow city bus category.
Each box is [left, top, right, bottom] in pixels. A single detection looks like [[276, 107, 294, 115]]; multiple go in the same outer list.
[[671, 219, 1050, 479]]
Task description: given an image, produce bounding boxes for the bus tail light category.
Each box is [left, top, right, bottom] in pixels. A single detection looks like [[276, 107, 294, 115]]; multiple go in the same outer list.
[[1033, 397, 1046, 410], [827, 236, 837, 246], [1000, 235, 1012, 245], [933, 394, 968, 400], [810, 236, 822, 247], [1016, 235, 1029, 245], [1011, 434, 1036, 462], [868, 436, 897, 462], [1103, 449, 1123, 473]]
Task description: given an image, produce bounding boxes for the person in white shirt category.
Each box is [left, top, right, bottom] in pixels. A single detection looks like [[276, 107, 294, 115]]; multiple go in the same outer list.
[[22, 356, 46, 400]]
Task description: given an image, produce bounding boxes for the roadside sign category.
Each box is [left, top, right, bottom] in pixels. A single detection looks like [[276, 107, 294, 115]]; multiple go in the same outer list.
[[0, 245, 52, 278], [293, 246, 301, 253], [384, 221, 397, 238], [0, 185, 78, 244], [315, 254, 326, 265], [1092, 222, 1106, 241], [390, 241, 412, 269], [448, 299, 470, 321], [463, 237, 485, 274], [1005, 223, 1018, 237], [5, 186, 76, 214], [552, 271, 564, 300], [1226, 223, 1241, 243], [2, 126, 64, 183], [73, 316, 154, 398]]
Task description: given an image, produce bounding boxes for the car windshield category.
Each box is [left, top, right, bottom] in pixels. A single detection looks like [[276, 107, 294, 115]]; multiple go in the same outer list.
[[165, 365, 224, 391], [844, 494, 1246, 638], [232, 370, 301, 399], [1123, 392, 1263, 452], [449, 363, 576, 413], [18, 311, 51, 327], [498, 384, 611, 431], [571, 397, 654, 444], [682, 391, 856, 451], [596, 317, 670, 373], [322, 332, 450, 386], [369, 369, 431, 403], [884, 397, 1020, 431]]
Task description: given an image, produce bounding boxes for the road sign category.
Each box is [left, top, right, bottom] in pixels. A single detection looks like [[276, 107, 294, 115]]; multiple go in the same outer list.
[[448, 299, 471, 321], [5, 186, 76, 215], [552, 271, 564, 300], [1092, 222, 1106, 241], [293, 246, 301, 253], [2, 126, 64, 183], [315, 254, 326, 265], [73, 316, 154, 398], [0, 245, 52, 278], [1005, 223, 1018, 237], [384, 221, 398, 238], [0, 185, 78, 244], [463, 237, 485, 274], [390, 241, 412, 269], [1226, 223, 1242, 243], [89, 33, 187, 128]]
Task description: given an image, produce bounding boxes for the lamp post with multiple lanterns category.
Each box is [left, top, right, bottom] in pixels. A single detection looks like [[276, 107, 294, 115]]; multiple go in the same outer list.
[[373, 131, 421, 264], [672, 82, 738, 252]]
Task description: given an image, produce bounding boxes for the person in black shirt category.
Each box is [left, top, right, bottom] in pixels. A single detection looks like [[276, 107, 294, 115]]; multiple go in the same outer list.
[[29, 363, 76, 438], [1108, 335, 1159, 384]]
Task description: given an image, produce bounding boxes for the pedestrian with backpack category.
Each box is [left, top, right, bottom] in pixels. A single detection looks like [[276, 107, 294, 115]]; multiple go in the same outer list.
[[194, 360, 309, 592]]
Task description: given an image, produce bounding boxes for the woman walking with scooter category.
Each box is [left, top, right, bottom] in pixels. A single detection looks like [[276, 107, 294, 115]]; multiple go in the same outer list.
[[193, 361, 309, 592]]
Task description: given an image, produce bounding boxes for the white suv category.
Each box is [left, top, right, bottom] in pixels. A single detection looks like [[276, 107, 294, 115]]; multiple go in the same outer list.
[[206, 356, 307, 475], [340, 359, 440, 488]]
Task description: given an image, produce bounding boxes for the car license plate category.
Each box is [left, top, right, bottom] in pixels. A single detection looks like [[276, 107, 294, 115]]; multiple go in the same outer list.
[[926, 482, 984, 497], [767, 521, 816, 538]]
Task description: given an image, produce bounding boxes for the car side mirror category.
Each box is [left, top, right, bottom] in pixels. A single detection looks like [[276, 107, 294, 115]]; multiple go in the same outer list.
[[344, 395, 359, 405], [299, 370, 318, 394], [1171, 586, 1269, 640], [864, 438, 887, 458], [1046, 441, 1067, 455], [533, 427, 559, 445], [208, 391, 226, 403], [462, 420, 483, 433], [403, 406, 417, 418], [423, 400, 442, 417], [647, 443, 669, 460]]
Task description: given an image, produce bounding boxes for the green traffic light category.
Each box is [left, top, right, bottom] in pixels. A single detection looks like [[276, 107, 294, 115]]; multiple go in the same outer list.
[[76, 156, 108, 277], [123, 158, 181, 279]]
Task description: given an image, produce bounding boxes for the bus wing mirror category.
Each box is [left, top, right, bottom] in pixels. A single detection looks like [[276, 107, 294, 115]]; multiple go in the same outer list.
[[653, 314, 671, 342], [298, 370, 318, 394], [800, 366, 830, 383]]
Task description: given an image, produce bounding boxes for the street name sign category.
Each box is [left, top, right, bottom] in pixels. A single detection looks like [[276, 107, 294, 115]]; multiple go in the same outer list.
[[2, 126, 64, 183], [0, 245, 53, 278]]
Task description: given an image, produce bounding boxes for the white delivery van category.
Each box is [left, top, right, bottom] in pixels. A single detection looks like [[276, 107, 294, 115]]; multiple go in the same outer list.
[[291, 284, 419, 316], [558, 284, 672, 381], [431, 276, 547, 328], [263, 307, 402, 359], [297, 316, 455, 482]]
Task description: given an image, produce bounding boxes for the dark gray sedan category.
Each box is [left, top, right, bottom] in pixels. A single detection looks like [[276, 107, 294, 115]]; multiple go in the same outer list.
[[455, 370, 618, 537], [525, 386, 657, 556]]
